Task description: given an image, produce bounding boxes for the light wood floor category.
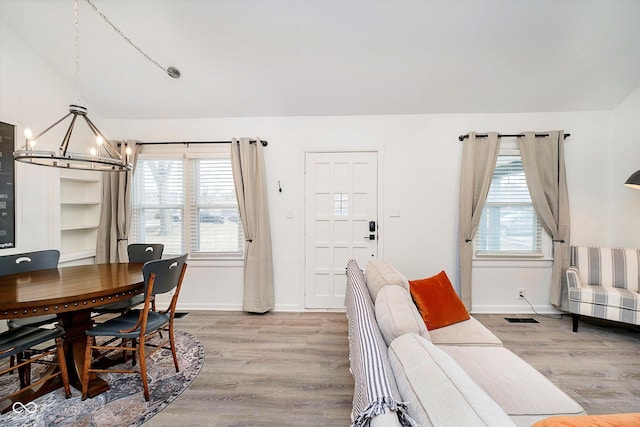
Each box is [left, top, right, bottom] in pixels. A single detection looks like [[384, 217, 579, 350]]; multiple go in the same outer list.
[[147, 311, 640, 426]]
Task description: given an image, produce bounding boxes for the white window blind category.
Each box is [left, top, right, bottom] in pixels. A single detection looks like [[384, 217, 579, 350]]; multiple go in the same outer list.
[[190, 158, 244, 254], [475, 150, 545, 257], [131, 151, 244, 258]]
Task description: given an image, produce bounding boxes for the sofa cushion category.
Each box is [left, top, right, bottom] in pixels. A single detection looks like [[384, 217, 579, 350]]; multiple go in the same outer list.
[[409, 270, 470, 330], [375, 285, 430, 346], [568, 285, 640, 327], [428, 316, 503, 347], [365, 260, 410, 302], [389, 333, 516, 427], [441, 346, 585, 424]]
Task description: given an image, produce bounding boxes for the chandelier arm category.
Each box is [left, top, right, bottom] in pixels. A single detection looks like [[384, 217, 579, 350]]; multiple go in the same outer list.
[[30, 113, 73, 142], [82, 115, 124, 160], [59, 114, 79, 156]]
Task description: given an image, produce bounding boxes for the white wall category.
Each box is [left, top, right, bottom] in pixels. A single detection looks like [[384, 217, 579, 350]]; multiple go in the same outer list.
[[0, 23, 67, 254], [3, 22, 637, 314], [106, 111, 615, 313], [609, 86, 640, 247]]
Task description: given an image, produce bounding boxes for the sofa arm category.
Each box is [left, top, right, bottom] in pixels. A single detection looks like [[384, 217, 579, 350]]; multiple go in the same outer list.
[[566, 267, 582, 289]]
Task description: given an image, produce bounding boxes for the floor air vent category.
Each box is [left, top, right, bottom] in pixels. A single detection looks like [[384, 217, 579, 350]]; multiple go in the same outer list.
[[504, 317, 539, 323]]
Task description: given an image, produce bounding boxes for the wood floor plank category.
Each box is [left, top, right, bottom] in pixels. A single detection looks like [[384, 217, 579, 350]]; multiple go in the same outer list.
[[146, 311, 640, 426]]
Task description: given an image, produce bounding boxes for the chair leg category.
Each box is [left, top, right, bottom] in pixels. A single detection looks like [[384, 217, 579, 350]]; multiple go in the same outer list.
[[572, 313, 579, 332], [81, 335, 94, 400], [138, 336, 150, 401], [168, 325, 179, 372], [130, 338, 138, 367], [152, 299, 164, 339], [55, 337, 72, 398]]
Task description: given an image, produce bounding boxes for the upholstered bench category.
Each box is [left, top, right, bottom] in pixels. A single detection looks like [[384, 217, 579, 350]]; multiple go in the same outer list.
[[566, 246, 640, 332]]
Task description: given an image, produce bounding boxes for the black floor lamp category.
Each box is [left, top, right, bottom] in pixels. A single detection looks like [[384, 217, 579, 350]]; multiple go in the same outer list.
[[625, 169, 640, 190]]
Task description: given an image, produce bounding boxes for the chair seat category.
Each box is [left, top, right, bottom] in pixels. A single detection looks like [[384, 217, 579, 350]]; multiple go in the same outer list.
[[0, 326, 64, 359], [93, 294, 145, 313], [87, 310, 170, 339], [8, 314, 58, 328], [569, 285, 640, 312]]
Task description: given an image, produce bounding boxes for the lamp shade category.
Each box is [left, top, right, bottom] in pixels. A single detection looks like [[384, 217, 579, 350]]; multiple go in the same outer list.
[[625, 169, 640, 190]]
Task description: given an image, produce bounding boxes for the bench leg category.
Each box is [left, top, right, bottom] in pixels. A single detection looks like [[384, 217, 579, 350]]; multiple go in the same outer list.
[[572, 313, 579, 332]]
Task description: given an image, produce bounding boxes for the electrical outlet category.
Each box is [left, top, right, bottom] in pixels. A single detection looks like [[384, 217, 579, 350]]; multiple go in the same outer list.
[[517, 288, 525, 299]]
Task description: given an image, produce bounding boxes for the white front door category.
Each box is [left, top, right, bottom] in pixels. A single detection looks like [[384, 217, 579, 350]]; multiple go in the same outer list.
[[304, 151, 378, 309]]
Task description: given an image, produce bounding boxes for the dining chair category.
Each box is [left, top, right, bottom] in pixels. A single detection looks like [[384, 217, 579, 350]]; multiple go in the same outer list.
[[0, 325, 71, 412], [81, 254, 188, 401], [127, 243, 165, 263], [1, 250, 61, 327], [93, 243, 164, 314], [1, 250, 61, 383]]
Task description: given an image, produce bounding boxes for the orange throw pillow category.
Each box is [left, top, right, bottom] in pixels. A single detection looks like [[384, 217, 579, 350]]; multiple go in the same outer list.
[[409, 271, 470, 331]]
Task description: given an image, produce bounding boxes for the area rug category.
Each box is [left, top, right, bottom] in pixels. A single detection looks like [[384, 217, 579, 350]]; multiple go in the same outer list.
[[1, 330, 204, 427]]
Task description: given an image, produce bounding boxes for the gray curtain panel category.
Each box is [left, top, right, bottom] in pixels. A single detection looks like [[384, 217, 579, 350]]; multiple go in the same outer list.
[[96, 141, 142, 263], [231, 138, 275, 313], [458, 132, 500, 310], [518, 131, 570, 309]]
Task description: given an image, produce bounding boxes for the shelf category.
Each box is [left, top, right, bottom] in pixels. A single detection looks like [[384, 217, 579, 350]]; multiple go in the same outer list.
[[60, 249, 96, 263], [60, 201, 101, 206], [59, 170, 102, 263], [60, 176, 101, 183], [61, 224, 99, 231]]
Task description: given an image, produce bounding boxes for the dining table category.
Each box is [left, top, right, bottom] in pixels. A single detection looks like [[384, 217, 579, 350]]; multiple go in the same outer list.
[[0, 262, 144, 406]]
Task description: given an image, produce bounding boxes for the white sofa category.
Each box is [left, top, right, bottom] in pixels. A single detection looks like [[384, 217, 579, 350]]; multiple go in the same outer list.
[[566, 245, 640, 332], [345, 258, 585, 427]]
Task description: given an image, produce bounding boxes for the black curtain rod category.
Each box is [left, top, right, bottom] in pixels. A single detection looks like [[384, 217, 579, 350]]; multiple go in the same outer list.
[[458, 133, 570, 142], [134, 140, 268, 147]]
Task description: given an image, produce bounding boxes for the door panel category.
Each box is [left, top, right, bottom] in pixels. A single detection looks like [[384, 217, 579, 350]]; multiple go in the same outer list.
[[305, 151, 378, 309]]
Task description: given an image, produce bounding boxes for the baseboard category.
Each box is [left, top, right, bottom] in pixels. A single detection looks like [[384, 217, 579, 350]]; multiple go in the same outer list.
[[471, 304, 564, 315], [175, 302, 305, 312]]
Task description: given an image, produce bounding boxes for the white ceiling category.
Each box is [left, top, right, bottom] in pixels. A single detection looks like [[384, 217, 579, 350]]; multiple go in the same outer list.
[[1, 0, 639, 120]]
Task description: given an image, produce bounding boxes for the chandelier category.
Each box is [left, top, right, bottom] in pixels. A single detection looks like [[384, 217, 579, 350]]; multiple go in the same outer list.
[[14, 0, 180, 172]]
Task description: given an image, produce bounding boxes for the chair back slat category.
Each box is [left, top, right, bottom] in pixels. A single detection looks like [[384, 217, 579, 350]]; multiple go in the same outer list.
[[0, 250, 60, 277], [128, 244, 164, 263], [143, 254, 188, 297]]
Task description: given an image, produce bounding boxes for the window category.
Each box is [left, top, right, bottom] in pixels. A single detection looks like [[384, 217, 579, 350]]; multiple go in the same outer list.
[[474, 141, 550, 258], [131, 146, 244, 258]]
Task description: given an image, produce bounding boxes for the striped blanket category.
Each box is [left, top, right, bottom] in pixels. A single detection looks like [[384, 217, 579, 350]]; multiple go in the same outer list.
[[345, 259, 418, 427]]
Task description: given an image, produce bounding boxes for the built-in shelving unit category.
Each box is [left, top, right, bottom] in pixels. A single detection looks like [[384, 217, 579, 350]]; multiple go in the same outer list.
[[59, 171, 102, 264]]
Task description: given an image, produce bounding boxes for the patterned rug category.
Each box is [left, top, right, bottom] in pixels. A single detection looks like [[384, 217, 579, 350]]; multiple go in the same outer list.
[[1, 330, 205, 427]]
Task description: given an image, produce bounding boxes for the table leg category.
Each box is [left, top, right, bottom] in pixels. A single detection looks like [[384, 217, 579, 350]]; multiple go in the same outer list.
[[58, 310, 110, 398]]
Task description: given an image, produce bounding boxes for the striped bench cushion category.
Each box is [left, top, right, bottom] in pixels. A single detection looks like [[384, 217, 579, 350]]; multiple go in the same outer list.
[[345, 259, 417, 427]]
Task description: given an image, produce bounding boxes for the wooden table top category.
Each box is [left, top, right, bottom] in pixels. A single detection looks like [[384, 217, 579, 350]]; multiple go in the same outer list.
[[0, 263, 144, 319]]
